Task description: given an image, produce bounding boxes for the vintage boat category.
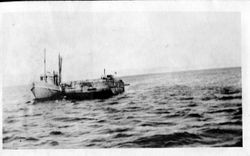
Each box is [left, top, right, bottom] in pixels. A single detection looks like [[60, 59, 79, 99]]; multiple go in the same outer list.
[[31, 49, 63, 100], [61, 72, 127, 100], [31, 50, 129, 100]]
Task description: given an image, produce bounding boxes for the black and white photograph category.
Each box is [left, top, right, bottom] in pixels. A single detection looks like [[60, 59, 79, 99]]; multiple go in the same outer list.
[[0, 1, 250, 154]]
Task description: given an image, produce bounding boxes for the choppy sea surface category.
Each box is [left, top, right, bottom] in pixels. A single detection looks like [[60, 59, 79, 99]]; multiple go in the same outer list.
[[2, 67, 242, 149]]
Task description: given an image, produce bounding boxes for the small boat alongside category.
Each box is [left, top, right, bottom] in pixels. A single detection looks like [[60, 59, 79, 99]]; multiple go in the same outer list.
[[61, 74, 125, 100]]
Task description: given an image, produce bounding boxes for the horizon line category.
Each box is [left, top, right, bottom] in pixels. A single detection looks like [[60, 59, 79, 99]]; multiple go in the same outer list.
[[2, 66, 241, 88], [119, 66, 241, 78]]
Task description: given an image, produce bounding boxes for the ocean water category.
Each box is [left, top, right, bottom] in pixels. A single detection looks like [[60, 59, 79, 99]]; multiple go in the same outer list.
[[2, 67, 242, 149]]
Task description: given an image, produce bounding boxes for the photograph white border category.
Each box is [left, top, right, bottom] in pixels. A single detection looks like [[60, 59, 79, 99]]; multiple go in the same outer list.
[[0, 1, 249, 156]]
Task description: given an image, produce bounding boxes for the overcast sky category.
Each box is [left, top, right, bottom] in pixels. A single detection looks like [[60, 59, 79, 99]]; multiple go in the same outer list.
[[2, 12, 241, 86]]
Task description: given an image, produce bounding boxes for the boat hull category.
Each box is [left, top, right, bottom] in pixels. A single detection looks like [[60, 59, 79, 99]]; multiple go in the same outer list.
[[64, 87, 124, 100], [31, 82, 61, 100]]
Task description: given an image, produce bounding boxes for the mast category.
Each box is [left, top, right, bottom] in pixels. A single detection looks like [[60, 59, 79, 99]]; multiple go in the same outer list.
[[58, 54, 62, 84], [44, 48, 47, 82], [61, 56, 63, 84]]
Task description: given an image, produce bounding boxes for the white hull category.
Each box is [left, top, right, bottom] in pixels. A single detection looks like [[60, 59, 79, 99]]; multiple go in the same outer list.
[[31, 82, 61, 100]]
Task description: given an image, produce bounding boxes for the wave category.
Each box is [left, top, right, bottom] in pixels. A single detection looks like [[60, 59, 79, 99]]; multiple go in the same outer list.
[[201, 86, 241, 94], [5, 118, 18, 124], [126, 132, 201, 147], [178, 97, 194, 101], [216, 139, 242, 147], [152, 108, 171, 114], [201, 128, 242, 137], [104, 127, 132, 134], [123, 106, 141, 111], [219, 120, 242, 126], [25, 137, 39, 141], [207, 108, 237, 114], [219, 86, 241, 95], [186, 113, 203, 118], [201, 94, 217, 101], [50, 131, 63, 135], [50, 141, 59, 146], [113, 133, 133, 138], [107, 101, 119, 105], [104, 107, 120, 113], [3, 135, 39, 144], [58, 125, 71, 128], [3, 136, 14, 143], [140, 121, 177, 127], [216, 94, 242, 100], [53, 117, 95, 122]]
